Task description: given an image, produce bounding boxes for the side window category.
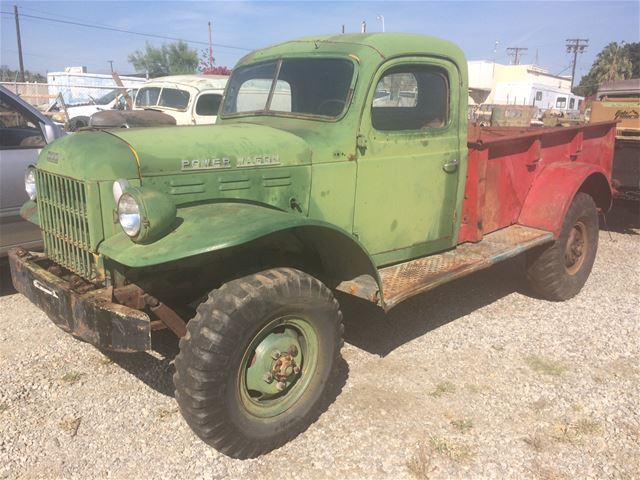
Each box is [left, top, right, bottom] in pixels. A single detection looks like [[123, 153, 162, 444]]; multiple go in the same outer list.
[[578, 100, 583, 110], [556, 97, 567, 109], [195, 94, 222, 116], [372, 66, 449, 131], [0, 97, 45, 149], [569, 98, 576, 109]]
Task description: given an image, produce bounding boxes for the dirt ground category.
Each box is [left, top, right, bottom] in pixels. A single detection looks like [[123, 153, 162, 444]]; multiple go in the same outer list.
[[1, 201, 638, 479]]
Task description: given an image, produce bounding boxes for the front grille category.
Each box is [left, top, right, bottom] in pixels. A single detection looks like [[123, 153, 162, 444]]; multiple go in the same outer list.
[[35, 170, 98, 280]]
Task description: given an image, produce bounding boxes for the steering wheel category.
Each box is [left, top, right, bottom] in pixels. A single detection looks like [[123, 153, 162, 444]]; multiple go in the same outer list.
[[317, 98, 346, 116]]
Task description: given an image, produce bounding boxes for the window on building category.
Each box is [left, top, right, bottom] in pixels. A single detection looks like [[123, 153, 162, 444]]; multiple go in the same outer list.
[[556, 97, 567, 109], [578, 100, 583, 110], [569, 98, 575, 109], [371, 66, 449, 131], [535, 91, 543, 101]]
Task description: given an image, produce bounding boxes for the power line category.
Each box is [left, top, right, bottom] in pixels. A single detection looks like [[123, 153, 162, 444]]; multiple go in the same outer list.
[[0, 10, 252, 52], [507, 47, 528, 65], [566, 38, 588, 90]]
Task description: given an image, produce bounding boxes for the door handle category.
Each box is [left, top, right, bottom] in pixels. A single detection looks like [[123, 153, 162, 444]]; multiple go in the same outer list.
[[443, 158, 459, 173]]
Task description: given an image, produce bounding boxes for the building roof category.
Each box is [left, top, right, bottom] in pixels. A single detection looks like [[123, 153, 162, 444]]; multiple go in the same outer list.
[[598, 78, 640, 96]]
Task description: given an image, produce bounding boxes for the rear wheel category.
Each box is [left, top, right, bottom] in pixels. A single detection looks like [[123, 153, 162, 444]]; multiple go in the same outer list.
[[526, 192, 599, 300], [173, 268, 343, 458]]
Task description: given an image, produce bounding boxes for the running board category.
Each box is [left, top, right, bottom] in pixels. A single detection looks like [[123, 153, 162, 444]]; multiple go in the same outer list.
[[378, 225, 554, 310]]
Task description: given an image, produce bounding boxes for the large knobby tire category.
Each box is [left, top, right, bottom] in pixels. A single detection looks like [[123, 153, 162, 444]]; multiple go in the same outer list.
[[173, 268, 343, 459], [526, 192, 599, 300]]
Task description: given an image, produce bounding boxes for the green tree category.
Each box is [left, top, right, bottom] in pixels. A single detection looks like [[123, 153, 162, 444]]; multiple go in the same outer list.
[[128, 41, 198, 78], [623, 42, 640, 78], [574, 42, 634, 97]]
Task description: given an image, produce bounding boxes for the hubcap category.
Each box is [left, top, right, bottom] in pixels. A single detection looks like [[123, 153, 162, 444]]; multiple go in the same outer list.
[[239, 316, 318, 418], [565, 221, 587, 275]]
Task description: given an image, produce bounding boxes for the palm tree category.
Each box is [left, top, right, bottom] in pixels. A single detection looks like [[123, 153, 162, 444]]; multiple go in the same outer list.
[[591, 42, 633, 83]]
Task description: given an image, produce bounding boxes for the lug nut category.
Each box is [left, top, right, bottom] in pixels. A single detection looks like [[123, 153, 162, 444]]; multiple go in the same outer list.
[[276, 381, 286, 391], [288, 345, 298, 356], [263, 373, 273, 384], [271, 350, 281, 360]]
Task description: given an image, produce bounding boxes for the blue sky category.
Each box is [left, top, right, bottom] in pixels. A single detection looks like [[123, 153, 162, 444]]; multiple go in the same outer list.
[[1, 0, 639, 83]]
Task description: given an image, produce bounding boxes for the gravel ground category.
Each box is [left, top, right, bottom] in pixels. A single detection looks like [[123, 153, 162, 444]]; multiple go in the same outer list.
[[1, 201, 638, 480]]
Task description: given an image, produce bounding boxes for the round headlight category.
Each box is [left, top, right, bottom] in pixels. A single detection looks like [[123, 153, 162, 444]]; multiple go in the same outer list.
[[118, 193, 141, 237], [112, 179, 129, 204], [25, 168, 37, 200]]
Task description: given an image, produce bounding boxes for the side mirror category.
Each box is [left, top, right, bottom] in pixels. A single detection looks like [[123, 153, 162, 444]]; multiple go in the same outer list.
[[41, 122, 62, 144]]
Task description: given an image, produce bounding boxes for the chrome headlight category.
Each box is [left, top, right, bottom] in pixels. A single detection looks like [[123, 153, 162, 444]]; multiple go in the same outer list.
[[117, 187, 176, 243], [118, 193, 141, 237], [25, 167, 37, 200]]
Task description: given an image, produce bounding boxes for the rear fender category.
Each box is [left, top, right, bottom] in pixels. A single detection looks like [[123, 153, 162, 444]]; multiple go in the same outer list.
[[519, 162, 612, 236], [99, 202, 380, 294]]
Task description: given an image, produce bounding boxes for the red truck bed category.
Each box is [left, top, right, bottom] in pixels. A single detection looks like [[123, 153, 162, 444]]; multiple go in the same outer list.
[[459, 121, 617, 243], [376, 121, 617, 309]]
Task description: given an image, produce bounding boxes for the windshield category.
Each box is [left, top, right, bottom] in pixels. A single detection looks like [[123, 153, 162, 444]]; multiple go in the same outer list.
[[95, 89, 118, 105], [222, 58, 354, 118], [135, 86, 191, 110]]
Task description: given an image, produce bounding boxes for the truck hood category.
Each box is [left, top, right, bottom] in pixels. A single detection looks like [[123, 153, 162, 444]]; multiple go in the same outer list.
[[110, 123, 312, 177], [36, 123, 312, 181]]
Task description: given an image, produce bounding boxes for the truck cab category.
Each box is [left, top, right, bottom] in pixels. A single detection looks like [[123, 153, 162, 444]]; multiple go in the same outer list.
[[9, 33, 615, 459]]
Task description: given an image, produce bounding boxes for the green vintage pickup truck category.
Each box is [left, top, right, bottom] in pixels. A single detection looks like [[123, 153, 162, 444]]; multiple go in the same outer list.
[[10, 33, 615, 458]]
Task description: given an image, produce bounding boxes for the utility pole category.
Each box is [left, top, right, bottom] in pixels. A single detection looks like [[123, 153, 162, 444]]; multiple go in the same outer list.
[[566, 38, 588, 90], [341, 24, 345, 34], [507, 47, 528, 65], [361, 20, 366, 33], [208, 21, 214, 69], [14, 5, 25, 82], [108, 60, 114, 73], [376, 15, 385, 32]]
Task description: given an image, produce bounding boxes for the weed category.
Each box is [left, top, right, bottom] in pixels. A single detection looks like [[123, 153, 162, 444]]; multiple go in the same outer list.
[[429, 436, 472, 462], [61, 371, 83, 384], [429, 381, 456, 398], [450, 418, 474, 434], [0, 403, 7, 413], [551, 417, 601, 444], [525, 356, 568, 376], [157, 407, 178, 420], [407, 443, 436, 479]]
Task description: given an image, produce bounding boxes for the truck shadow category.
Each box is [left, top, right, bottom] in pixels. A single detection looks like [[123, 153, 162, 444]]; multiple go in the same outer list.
[[105, 329, 351, 411], [0, 259, 17, 297], [340, 255, 531, 357], [601, 199, 640, 235]]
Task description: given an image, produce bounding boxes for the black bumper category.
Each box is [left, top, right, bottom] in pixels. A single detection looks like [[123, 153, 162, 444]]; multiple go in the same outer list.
[[9, 248, 151, 352]]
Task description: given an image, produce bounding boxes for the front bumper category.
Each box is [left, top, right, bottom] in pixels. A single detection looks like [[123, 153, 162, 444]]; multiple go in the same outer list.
[[9, 248, 151, 352]]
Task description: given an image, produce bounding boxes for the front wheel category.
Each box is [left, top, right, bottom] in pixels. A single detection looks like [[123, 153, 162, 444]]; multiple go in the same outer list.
[[173, 268, 343, 459], [526, 192, 599, 300]]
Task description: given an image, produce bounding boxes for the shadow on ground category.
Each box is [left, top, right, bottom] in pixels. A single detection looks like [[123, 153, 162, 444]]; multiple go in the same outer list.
[[0, 259, 17, 297], [341, 255, 532, 357], [601, 199, 640, 235]]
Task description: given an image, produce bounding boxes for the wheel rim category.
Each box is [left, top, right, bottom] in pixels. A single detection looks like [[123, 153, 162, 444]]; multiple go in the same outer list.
[[238, 316, 318, 418], [565, 220, 587, 275]]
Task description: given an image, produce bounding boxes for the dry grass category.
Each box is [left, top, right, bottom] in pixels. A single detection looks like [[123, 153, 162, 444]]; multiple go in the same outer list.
[[525, 356, 568, 376], [551, 418, 601, 444], [429, 436, 473, 462], [450, 418, 474, 434], [429, 381, 456, 398], [61, 371, 84, 384], [523, 432, 548, 452], [406, 443, 437, 479], [0, 403, 8, 413], [156, 407, 179, 420]]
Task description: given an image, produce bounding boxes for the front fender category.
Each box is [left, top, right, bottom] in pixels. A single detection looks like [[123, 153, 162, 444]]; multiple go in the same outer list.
[[99, 202, 379, 286], [519, 162, 612, 236]]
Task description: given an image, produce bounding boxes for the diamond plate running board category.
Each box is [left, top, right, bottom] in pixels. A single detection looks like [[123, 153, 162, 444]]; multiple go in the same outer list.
[[378, 225, 554, 310]]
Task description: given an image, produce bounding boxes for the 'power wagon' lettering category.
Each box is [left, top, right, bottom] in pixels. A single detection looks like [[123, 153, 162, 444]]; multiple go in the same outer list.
[[181, 158, 231, 171]]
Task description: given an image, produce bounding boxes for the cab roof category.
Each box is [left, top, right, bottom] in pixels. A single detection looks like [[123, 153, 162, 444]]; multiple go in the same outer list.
[[143, 74, 229, 91], [238, 33, 467, 70]]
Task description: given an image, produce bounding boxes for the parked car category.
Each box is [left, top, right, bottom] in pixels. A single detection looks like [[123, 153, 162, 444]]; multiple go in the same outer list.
[[0, 86, 64, 256], [131, 74, 228, 125]]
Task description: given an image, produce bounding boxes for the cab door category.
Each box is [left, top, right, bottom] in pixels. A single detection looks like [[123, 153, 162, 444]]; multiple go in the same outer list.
[[353, 57, 462, 265], [192, 92, 223, 125]]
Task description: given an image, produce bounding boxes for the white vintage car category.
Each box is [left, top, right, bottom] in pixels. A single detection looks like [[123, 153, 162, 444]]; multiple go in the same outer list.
[[133, 74, 228, 125]]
